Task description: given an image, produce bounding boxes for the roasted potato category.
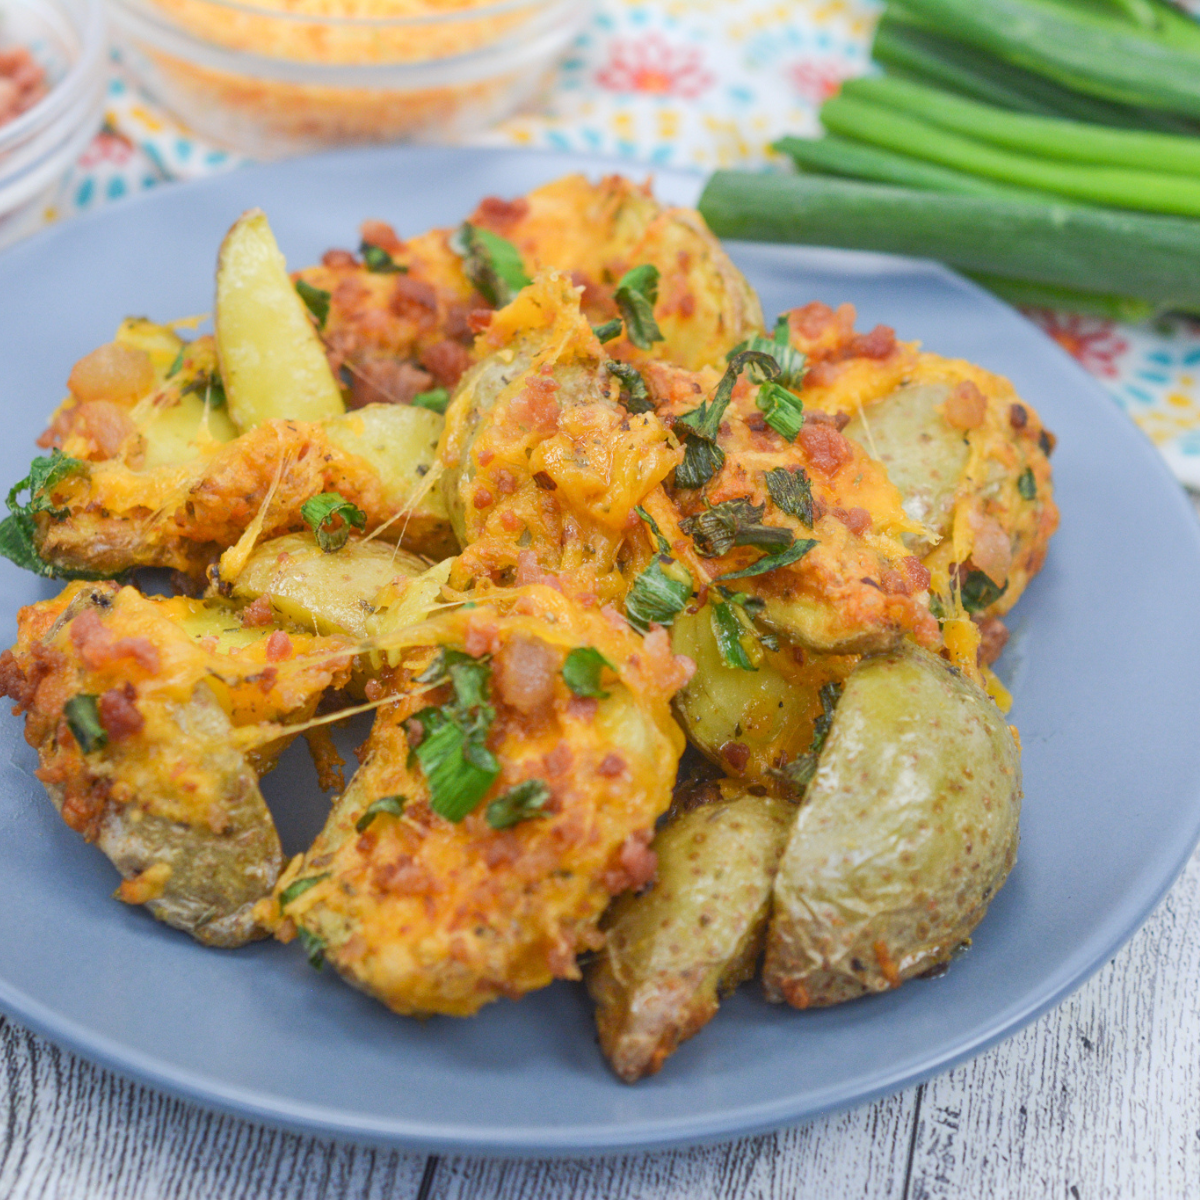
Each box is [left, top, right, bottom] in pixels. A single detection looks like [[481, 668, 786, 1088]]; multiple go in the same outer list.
[[232, 531, 430, 637], [29, 402, 455, 581], [215, 209, 345, 430], [587, 781, 794, 1082], [0, 582, 355, 945], [263, 585, 689, 1016], [438, 271, 679, 604], [669, 599, 857, 779], [763, 641, 1022, 1007]]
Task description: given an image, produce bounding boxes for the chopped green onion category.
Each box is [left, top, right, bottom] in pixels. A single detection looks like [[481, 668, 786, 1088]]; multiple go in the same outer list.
[[301, 491, 367, 553], [607, 361, 655, 414], [296, 926, 326, 970], [756, 381, 806, 441], [726, 334, 807, 389], [715, 538, 817, 582], [593, 319, 623, 343], [1017, 466, 1037, 500], [279, 873, 330, 909], [412, 387, 450, 415], [166, 347, 186, 378], [711, 602, 757, 672], [634, 505, 672, 555]]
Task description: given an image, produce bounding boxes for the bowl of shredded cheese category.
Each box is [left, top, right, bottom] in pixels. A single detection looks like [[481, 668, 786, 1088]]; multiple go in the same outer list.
[[0, 0, 105, 247], [107, 0, 590, 157]]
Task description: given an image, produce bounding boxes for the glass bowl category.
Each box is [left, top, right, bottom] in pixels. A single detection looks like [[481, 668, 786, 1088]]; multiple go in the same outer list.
[[0, 0, 106, 248], [107, 0, 591, 158]]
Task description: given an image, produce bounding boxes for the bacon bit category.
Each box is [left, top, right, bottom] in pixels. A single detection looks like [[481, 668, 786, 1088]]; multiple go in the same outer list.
[[98, 683, 143, 741], [514, 550, 563, 591], [849, 325, 897, 360], [265, 631, 293, 662], [70, 610, 161, 674], [494, 634, 557, 715], [639, 627, 695, 692], [944, 380, 988, 431], [975, 615, 1010, 667], [477, 448, 495, 467], [966, 512, 1013, 586], [541, 745, 573, 781], [566, 695, 599, 722], [532, 470, 557, 491], [372, 855, 439, 896], [901, 556, 932, 593], [499, 510, 523, 533], [240, 594, 274, 627], [364, 678, 384, 702], [874, 939, 902, 988], [350, 358, 435, 408], [803, 361, 839, 389], [509, 374, 560, 436], [745, 412, 767, 433], [0, 649, 30, 710], [359, 219, 403, 255], [304, 726, 345, 792], [255, 666, 279, 694], [801, 423, 854, 475], [390, 274, 438, 316], [67, 343, 155, 406], [471, 195, 530, 235], [880, 568, 910, 596], [63, 401, 139, 460], [494, 468, 518, 496], [602, 829, 658, 894], [473, 487, 494, 510], [597, 752, 625, 778], [568, 270, 613, 313], [833, 506, 872, 535], [791, 301, 846, 341], [805, 409, 851, 431], [1009, 403, 1028, 430], [779, 978, 812, 1009], [484, 833, 523, 868], [420, 340, 470, 388], [720, 741, 751, 772], [467, 309, 493, 334], [464, 617, 501, 658], [321, 249, 357, 269]]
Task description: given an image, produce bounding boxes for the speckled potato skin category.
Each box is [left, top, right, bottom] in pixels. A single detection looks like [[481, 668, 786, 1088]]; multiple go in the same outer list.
[[763, 642, 1021, 1008], [587, 784, 794, 1082]]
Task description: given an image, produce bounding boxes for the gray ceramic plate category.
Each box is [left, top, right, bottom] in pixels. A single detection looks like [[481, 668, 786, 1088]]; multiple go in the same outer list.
[[0, 147, 1197, 1157]]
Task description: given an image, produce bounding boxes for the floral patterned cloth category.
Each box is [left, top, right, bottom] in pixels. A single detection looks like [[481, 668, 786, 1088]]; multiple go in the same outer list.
[[35, 4, 1200, 489]]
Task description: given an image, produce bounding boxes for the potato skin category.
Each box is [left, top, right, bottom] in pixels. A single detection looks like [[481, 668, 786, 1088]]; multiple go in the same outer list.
[[587, 784, 794, 1082], [763, 642, 1021, 1008]]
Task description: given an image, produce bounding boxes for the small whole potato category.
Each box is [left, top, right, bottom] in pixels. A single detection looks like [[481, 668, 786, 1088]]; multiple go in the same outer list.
[[764, 641, 1021, 1008]]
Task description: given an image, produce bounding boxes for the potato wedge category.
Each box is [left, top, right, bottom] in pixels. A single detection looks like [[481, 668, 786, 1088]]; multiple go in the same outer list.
[[215, 208, 345, 430], [587, 782, 794, 1082], [763, 641, 1022, 1007]]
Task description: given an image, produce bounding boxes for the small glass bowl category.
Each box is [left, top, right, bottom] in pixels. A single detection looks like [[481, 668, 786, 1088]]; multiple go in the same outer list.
[[108, 0, 591, 158], [0, 0, 107, 248]]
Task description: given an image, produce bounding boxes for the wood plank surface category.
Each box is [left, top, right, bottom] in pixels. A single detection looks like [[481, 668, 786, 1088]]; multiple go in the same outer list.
[[0, 842, 1196, 1198]]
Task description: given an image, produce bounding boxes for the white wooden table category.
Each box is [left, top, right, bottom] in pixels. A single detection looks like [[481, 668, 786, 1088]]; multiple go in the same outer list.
[[3, 509, 1198, 1200]]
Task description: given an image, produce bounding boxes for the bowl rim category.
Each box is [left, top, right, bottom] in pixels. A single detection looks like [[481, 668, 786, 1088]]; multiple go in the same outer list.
[[108, 0, 568, 32], [0, 0, 106, 156]]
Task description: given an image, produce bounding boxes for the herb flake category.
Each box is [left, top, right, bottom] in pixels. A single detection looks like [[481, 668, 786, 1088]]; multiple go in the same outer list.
[[674, 349, 779, 490], [486, 779, 552, 830], [451, 223, 531, 307], [625, 559, 692, 634], [764, 466, 814, 526], [592, 319, 623, 343], [711, 602, 756, 672], [770, 680, 843, 800], [680, 498, 793, 559], [1017, 466, 1037, 501], [360, 241, 405, 274], [715, 537, 817, 582], [296, 926, 326, 969], [606, 361, 654, 414], [279, 873, 330, 909], [355, 794, 406, 833], [295, 279, 331, 328], [613, 264, 663, 351], [562, 647, 614, 698], [959, 569, 1007, 613], [0, 451, 102, 580], [64, 694, 106, 753], [301, 491, 367, 553]]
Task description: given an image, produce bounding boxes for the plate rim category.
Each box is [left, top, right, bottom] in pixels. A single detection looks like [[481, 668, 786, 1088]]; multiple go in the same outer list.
[[1, 143, 1198, 1157]]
